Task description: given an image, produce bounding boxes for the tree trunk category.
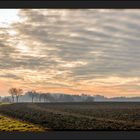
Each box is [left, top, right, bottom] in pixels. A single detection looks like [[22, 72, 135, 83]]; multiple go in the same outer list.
[[16, 96, 19, 103], [39, 97, 41, 102], [12, 96, 14, 102]]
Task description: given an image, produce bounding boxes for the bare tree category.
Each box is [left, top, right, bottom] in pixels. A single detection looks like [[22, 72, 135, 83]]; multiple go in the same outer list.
[[9, 88, 16, 102], [42, 94, 48, 102], [45, 93, 55, 102], [38, 93, 48, 102], [85, 96, 95, 102], [27, 90, 37, 103], [38, 93, 43, 102], [15, 88, 23, 102], [37, 93, 54, 102], [9, 88, 23, 103]]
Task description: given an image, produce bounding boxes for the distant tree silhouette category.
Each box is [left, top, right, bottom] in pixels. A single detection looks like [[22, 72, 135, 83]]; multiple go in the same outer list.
[[1, 97, 11, 103], [9, 88, 23, 103], [10, 90, 95, 103], [58, 94, 74, 102], [44, 93, 54, 102], [85, 96, 94, 102], [27, 90, 37, 103], [38, 93, 51, 102], [9, 88, 16, 102], [15, 88, 23, 102], [41, 93, 46, 102], [38, 93, 45, 102]]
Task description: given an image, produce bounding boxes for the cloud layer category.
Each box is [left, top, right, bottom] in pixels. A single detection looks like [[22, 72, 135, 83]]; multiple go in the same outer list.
[[0, 9, 140, 97]]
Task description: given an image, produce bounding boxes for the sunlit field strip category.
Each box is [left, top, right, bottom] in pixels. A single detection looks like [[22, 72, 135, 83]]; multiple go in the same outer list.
[[0, 115, 45, 132]]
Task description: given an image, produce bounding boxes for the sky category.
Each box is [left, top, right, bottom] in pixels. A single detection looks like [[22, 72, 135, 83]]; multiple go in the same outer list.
[[0, 9, 140, 97]]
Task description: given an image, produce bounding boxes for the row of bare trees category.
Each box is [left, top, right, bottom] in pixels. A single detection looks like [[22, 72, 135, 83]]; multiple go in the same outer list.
[[8, 88, 54, 103], [27, 91, 54, 103], [7, 88, 95, 103], [9, 88, 23, 102]]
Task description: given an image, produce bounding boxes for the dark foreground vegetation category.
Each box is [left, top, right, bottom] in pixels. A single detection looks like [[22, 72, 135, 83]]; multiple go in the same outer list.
[[1, 102, 140, 131]]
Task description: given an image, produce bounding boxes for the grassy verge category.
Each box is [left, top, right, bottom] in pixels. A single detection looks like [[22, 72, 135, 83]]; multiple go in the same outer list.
[[0, 115, 45, 132]]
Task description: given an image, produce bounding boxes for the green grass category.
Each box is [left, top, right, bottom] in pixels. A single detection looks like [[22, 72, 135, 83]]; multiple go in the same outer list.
[[0, 115, 45, 132]]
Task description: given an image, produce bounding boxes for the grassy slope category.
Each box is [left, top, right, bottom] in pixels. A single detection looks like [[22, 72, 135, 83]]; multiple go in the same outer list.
[[0, 115, 45, 132], [0, 103, 45, 132]]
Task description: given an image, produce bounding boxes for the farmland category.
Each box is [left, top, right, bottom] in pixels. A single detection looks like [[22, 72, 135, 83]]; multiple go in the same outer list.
[[1, 102, 140, 131]]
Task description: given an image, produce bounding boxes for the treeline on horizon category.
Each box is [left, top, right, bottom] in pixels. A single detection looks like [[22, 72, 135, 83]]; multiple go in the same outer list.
[[0, 88, 95, 103], [1, 88, 140, 103]]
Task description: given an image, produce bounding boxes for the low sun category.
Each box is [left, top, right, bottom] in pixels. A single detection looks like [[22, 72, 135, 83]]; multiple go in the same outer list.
[[0, 9, 19, 27]]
